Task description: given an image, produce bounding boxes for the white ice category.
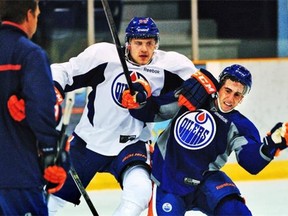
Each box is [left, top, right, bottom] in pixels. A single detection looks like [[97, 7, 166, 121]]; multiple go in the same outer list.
[[59, 179, 288, 216]]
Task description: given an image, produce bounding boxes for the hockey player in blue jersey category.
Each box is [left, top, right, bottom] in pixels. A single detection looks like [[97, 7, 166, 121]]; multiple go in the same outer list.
[[0, 0, 70, 215], [130, 64, 288, 215], [7, 17, 198, 215]]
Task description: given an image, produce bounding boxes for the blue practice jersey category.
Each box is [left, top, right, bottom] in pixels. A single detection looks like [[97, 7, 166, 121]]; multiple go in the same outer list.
[[151, 100, 272, 196], [0, 23, 59, 188]]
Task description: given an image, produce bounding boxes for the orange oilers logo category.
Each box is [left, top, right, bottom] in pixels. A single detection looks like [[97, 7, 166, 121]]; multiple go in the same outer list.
[[138, 18, 149, 24], [174, 109, 216, 150], [111, 71, 146, 107]]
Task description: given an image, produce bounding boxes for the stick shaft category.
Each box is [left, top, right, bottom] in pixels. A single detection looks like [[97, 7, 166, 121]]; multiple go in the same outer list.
[[101, 0, 134, 94], [64, 95, 99, 215], [69, 167, 99, 216]]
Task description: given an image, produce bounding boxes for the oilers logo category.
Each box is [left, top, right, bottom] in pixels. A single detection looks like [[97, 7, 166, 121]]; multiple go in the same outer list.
[[162, 202, 173, 212], [174, 109, 216, 150], [111, 71, 147, 107]]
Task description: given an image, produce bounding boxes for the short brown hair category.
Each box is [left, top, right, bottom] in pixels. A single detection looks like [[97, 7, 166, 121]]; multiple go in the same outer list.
[[0, 0, 38, 23]]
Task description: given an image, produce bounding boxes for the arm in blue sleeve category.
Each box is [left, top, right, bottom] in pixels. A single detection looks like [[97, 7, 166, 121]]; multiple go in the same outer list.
[[237, 136, 271, 175], [129, 91, 180, 122], [23, 48, 59, 147]]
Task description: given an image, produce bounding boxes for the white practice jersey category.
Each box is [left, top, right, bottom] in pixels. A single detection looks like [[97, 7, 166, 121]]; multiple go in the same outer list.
[[52, 42, 197, 156]]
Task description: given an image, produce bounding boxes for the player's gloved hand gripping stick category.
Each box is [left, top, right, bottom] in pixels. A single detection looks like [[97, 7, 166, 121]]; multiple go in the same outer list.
[[121, 79, 152, 109], [101, 0, 135, 96], [43, 93, 73, 194], [7, 90, 70, 194], [58, 92, 99, 216], [102, 0, 154, 110]]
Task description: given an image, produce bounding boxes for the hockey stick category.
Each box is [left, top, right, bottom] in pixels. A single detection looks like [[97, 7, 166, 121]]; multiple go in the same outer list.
[[45, 94, 74, 195], [59, 94, 74, 146], [63, 93, 99, 216], [46, 92, 98, 215], [101, 0, 135, 95], [69, 167, 99, 216]]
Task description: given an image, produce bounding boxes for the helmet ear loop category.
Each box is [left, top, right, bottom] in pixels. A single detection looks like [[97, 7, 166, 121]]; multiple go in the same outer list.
[[155, 43, 159, 50], [125, 42, 131, 58], [238, 97, 244, 104], [155, 38, 160, 50], [244, 86, 251, 95]]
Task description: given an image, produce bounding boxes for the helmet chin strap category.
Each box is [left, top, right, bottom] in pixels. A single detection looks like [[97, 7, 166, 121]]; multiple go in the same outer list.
[[124, 46, 139, 66], [216, 93, 234, 113], [125, 56, 141, 66]]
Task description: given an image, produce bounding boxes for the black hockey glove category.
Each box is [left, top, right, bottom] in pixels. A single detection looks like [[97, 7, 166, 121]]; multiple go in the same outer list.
[[176, 68, 218, 111], [121, 79, 152, 109], [39, 135, 71, 194], [262, 122, 288, 159]]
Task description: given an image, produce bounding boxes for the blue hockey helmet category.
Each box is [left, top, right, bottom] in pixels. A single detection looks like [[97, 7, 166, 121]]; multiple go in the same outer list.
[[125, 17, 160, 44], [219, 64, 252, 94]]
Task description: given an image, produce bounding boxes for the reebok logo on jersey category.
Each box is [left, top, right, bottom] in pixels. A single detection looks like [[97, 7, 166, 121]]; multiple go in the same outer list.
[[144, 67, 160, 74], [174, 109, 216, 150]]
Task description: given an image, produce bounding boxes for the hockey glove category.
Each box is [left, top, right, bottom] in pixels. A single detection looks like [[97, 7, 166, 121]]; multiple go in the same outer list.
[[53, 86, 64, 123], [40, 136, 71, 194], [54, 86, 64, 105], [177, 68, 218, 111], [121, 79, 152, 109], [262, 122, 288, 158], [7, 95, 25, 122]]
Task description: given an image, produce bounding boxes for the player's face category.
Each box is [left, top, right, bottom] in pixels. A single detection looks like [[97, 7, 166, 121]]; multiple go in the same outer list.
[[128, 38, 157, 65], [216, 79, 245, 112]]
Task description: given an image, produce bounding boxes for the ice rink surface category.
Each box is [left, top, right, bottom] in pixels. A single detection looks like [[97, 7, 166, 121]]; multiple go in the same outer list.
[[59, 179, 288, 216]]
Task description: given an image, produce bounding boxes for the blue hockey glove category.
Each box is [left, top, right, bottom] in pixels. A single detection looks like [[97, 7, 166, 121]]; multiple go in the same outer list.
[[122, 79, 151, 109], [262, 122, 288, 158], [176, 68, 218, 111], [39, 136, 71, 194]]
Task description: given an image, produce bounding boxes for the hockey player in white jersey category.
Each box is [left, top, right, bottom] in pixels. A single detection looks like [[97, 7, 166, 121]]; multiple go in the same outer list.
[[45, 17, 198, 215]]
